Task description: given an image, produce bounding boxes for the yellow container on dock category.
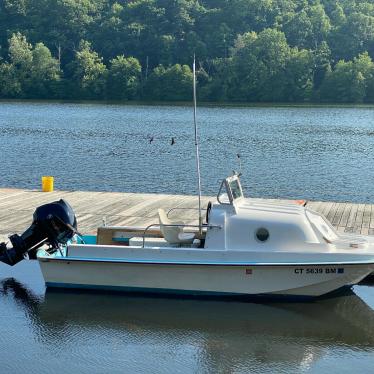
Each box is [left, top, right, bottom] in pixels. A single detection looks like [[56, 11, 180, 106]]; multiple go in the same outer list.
[[42, 176, 54, 192]]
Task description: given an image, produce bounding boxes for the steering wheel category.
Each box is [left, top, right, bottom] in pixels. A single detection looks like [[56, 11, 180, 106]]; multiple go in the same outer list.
[[206, 201, 212, 223]]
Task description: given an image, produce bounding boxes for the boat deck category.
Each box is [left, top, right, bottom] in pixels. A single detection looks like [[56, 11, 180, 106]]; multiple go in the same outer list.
[[0, 188, 373, 239]]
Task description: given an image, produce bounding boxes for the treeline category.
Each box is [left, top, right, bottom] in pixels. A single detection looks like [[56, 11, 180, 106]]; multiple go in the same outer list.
[[1, 0, 374, 103]]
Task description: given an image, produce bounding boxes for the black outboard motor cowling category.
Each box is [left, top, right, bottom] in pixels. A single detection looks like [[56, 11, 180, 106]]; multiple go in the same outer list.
[[0, 199, 77, 266]]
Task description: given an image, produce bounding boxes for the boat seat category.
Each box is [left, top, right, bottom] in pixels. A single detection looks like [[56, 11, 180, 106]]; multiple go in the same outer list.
[[158, 208, 195, 245]]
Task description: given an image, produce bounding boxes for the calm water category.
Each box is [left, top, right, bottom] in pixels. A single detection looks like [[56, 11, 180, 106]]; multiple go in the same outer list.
[[1, 101, 374, 202], [1, 102, 374, 373], [1, 261, 374, 373]]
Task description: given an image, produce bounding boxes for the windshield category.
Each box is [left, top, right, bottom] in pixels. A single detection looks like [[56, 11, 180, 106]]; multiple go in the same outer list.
[[229, 179, 243, 200], [217, 175, 244, 204]]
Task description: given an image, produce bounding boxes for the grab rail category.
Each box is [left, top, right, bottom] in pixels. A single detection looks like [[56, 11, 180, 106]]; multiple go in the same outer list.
[[141, 223, 222, 248]]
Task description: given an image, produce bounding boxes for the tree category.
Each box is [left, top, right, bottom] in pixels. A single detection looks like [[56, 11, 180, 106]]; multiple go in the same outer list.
[[284, 48, 314, 102], [329, 12, 374, 61], [145, 63, 193, 101], [230, 28, 292, 101], [354, 52, 374, 102], [8, 32, 32, 71], [4, 33, 61, 98], [33, 0, 106, 64], [120, 0, 166, 67], [282, 4, 331, 49], [107, 55, 141, 100], [313, 41, 331, 91], [28, 42, 61, 98], [198, 58, 231, 102], [92, 2, 127, 61], [2, 0, 374, 103], [6, 32, 33, 97], [319, 53, 374, 103], [0, 0, 29, 48], [0, 62, 21, 97], [328, 2, 346, 25], [70, 40, 107, 99]]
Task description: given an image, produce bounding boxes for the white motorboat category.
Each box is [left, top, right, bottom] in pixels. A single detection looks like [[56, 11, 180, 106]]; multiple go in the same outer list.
[[1, 59, 373, 299], [36, 173, 374, 299]]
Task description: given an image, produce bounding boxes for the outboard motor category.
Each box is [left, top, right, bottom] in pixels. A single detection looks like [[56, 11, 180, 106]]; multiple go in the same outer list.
[[0, 199, 77, 266]]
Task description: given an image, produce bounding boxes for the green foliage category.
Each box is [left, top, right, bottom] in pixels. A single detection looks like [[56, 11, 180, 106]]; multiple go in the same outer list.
[[8, 32, 32, 70], [0, 33, 60, 98], [282, 4, 331, 49], [329, 12, 374, 61], [145, 64, 193, 101], [0, 62, 21, 97], [197, 59, 231, 102], [319, 53, 374, 102], [107, 55, 141, 100], [284, 49, 314, 102], [1, 0, 374, 102], [29, 43, 60, 98], [70, 40, 107, 99], [230, 29, 292, 101]]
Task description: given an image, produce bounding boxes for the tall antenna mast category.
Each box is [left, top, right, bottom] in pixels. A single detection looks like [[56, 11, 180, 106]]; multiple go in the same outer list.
[[193, 56, 202, 234]]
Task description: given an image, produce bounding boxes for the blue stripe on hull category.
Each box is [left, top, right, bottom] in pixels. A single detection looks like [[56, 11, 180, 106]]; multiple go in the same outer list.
[[45, 282, 352, 301]]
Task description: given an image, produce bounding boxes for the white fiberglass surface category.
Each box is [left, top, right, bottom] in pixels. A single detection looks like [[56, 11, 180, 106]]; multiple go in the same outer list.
[[306, 210, 338, 242]]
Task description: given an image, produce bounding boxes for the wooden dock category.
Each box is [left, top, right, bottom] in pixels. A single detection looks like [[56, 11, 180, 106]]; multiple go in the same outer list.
[[0, 188, 373, 239]]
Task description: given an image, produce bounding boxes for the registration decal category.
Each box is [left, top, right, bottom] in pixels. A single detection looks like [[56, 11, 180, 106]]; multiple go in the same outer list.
[[294, 267, 344, 274]]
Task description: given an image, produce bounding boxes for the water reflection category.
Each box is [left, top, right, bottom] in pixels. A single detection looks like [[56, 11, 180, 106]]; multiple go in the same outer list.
[[0, 278, 42, 304], [1, 277, 374, 372]]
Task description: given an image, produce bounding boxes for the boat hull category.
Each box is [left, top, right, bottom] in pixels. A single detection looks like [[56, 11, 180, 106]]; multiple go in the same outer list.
[[38, 257, 374, 298]]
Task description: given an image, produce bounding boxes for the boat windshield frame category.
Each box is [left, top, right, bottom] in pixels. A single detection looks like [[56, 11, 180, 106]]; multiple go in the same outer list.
[[217, 174, 244, 205]]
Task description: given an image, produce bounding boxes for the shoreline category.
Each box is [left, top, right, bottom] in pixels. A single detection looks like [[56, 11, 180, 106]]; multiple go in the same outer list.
[[1, 98, 374, 109]]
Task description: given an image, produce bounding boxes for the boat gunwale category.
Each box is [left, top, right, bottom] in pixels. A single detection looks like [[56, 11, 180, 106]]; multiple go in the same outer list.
[[37, 255, 374, 267]]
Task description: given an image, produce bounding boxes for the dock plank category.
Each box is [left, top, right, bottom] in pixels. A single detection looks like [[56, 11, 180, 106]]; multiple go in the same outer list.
[[346, 203, 359, 229], [331, 203, 346, 227], [362, 204, 372, 228], [0, 188, 374, 238], [339, 203, 352, 228], [319, 201, 334, 218], [326, 203, 338, 223], [355, 204, 365, 234]]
